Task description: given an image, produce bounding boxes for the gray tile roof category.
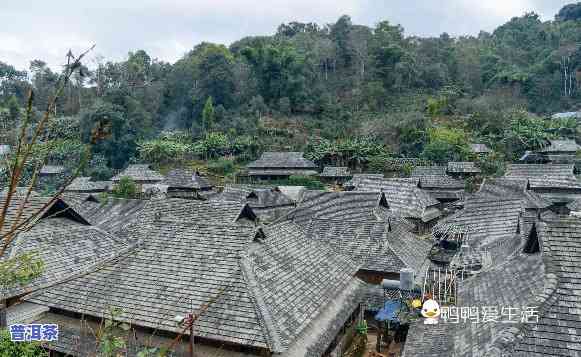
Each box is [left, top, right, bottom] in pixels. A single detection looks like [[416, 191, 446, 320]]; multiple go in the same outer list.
[[111, 164, 165, 183], [505, 164, 581, 190], [28, 221, 271, 349], [447, 162, 481, 174], [346, 178, 441, 222], [540, 139, 581, 153], [2, 218, 131, 299], [508, 218, 581, 357], [470, 143, 492, 154], [164, 169, 212, 190], [477, 178, 552, 209], [435, 198, 523, 255], [65, 177, 111, 193], [245, 221, 363, 352], [215, 185, 295, 208], [247, 152, 317, 169], [305, 218, 431, 275], [278, 191, 389, 227], [0, 192, 90, 237], [27, 218, 366, 354], [320, 166, 351, 177]]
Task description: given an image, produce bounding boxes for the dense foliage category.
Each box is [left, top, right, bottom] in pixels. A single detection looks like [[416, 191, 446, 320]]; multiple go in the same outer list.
[[2, 4, 581, 172]]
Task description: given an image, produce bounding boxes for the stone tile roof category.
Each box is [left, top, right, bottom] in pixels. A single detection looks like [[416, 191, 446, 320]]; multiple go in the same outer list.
[[111, 164, 165, 183], [540, 139, 581, 153], [447, 162, 481, 174], [320, 166, 351, 177], [505, 164, 581, 190], [164, 169, 212, 190], [2, 218, 131, 299], [65, 177, 111, 193], [507, 218, 581, 357], [470, 143, 492, 154], [215, 185, 295, 209], [477, 178, 552, 209], [246, 221, 363, 352], [278, 191, 389, 227], [306, 219, 401, 273], [344, 173, 385, 188], [0, 192, 89, 237], [27, 219, 366, 354], [28, 221, 271, 349], [346, 178, 441, 222], [436, 198, 523, 254], [247, 152, 317, 169]]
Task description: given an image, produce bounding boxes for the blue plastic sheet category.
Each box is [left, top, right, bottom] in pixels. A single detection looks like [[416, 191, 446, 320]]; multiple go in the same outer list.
[[374, 300, 405, 322]]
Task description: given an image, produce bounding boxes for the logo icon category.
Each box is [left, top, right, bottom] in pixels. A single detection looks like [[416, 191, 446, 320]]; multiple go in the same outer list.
[[421, 299, 441, 324]]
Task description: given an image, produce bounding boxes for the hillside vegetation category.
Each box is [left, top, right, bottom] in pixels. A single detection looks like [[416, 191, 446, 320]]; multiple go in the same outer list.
[[1, 4, 581, 179]]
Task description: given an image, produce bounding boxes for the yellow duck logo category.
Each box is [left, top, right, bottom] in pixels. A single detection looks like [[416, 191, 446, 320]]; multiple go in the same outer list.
[[421, 299, 441, 324]]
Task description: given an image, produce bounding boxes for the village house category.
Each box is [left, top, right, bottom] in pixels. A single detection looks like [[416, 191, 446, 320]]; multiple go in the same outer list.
[[402, 217, 581, 357], [16, 202, 368, 356], [245, 152, 318, 181], [469, 143, 491, 157], [411, 166, 465, 203], [445, 162, 481, 179], [344, 176, 442, 234], [212, 184, 295, 222], [163, 168, 214, 199], [319, 166, 352, 185], [539, 139, 581, 164], [505, 163, 581, 205], [111, 164, 165, 194], [64, 177, 112, 194]]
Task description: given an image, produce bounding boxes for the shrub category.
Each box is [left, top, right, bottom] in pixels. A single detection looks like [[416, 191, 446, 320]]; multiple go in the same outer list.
[[112, 176, 138, 198], [207, 158, 235, 176], [0, 329, 47, 357]]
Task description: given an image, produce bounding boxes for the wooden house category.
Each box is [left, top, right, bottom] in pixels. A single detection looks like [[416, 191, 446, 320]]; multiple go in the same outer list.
[[164, 168, 214, 199], [21, 202, 368, 356], [212, 184, 296, 222], [411, 166, 465, 203], [319, 166, 352, 184], [505, 164, 581, 204], [246, 152, 318, 180], [446, 162, 481, 178], [344, 176, 442, 234]]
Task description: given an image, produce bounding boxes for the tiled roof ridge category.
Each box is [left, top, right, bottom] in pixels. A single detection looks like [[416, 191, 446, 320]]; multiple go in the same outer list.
[[238, 253, 283, 353], [491, 223, 561, 356]]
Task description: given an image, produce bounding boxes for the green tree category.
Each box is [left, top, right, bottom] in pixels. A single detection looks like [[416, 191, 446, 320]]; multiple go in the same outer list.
[[201, 96, 215, 134], [421, 127, 470, 163], [112, 176, 138, 198]]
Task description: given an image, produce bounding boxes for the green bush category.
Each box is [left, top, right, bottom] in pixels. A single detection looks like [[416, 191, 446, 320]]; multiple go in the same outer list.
[[207, 158, 235, 176], [0, 329, 47, 357], [112, 176, 138, 198], [287, 175, 325, 190]]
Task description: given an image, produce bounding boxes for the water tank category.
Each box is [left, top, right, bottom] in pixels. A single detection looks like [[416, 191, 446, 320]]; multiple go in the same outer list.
[[381, 279, 400, 290], [399, 268, 414, 291]]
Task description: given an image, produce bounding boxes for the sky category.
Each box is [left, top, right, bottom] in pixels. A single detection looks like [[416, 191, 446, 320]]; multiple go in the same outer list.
[[0, 0, 573, 71]]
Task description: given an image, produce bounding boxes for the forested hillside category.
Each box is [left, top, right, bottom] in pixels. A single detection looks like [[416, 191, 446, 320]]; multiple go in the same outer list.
[[2, 3, 581, 178]]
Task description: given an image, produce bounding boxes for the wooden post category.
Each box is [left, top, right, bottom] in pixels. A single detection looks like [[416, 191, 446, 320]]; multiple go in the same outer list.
[[189, 318, 194, 357]]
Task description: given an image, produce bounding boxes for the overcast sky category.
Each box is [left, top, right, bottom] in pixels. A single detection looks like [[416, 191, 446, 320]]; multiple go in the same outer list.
[[0, 0, 572, 71]]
